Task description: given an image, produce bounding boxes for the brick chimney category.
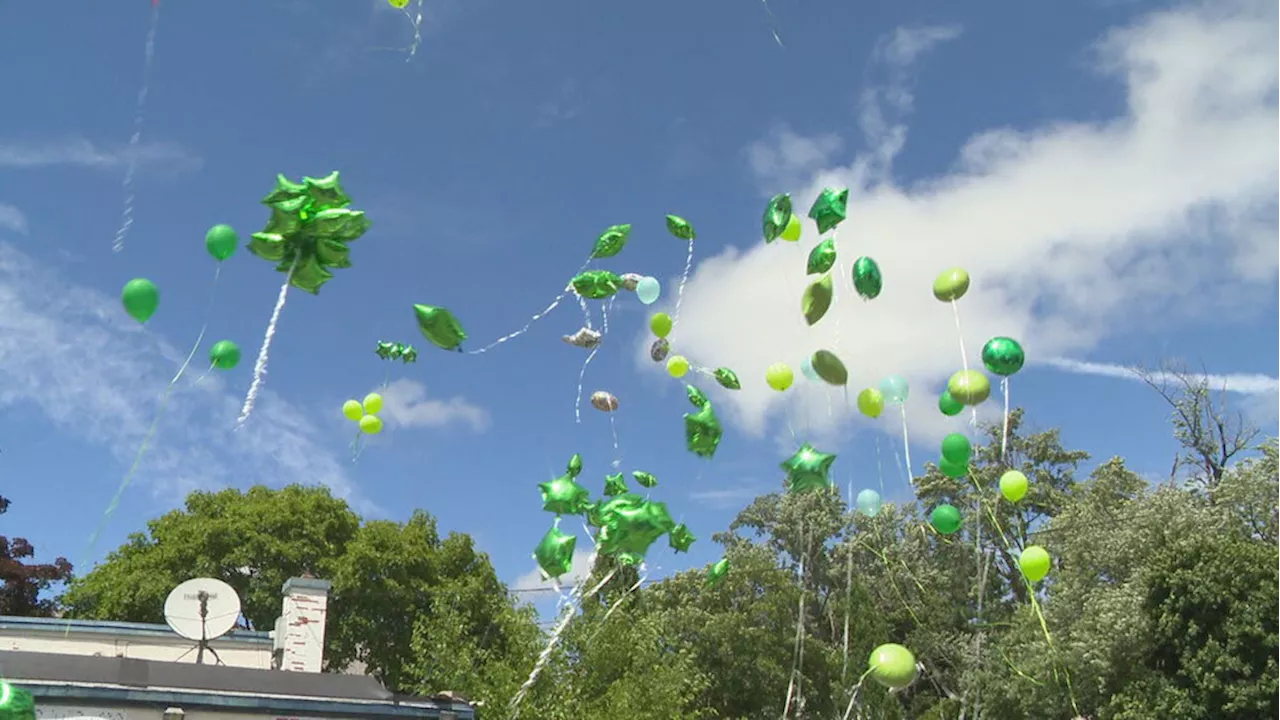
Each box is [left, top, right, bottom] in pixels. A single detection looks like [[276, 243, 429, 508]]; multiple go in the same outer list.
[[272, 575, 332, 673]]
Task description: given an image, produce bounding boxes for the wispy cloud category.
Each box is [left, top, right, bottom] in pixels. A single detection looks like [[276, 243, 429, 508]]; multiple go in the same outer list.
[[0, 139, 203, 173], [375, 378, 490, 432], [0, 205, 26, 234], [0, 243, 369, 512], [1042, 357, 1280, 395], [514, 547, 593, 591], [689, 485, 769, 509]]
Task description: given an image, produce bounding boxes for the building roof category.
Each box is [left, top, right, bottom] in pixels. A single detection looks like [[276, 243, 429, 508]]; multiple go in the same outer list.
[[0, 615, 272, 645], [0, 650, 473, 719]]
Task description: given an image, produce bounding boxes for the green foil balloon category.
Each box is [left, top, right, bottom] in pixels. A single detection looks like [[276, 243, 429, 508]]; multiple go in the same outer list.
[[781, 442, 837, 494], [686, 385, 709, 409], [205, 224, 239, 261], [713, 367, 741, 390], [811, 350, 848, 386], [414, 304, 467, 351], [539, 474, 590, 516], [802, 274, 834, 326], [930, 504, 963, 534], [807, 238, 837, 275], [534, 525, 577, 579], [209, 340, 241, 370], [0, 680, 36, 718], [707, 557, 730, 585], [932, 267, 970, 302], [121, 278, 160, 324], [571, 270, 623, 300], [567, 453, 584, 478], [604, 472, 628, 496], [938, 390, 964, 416], [668, 523, 696, 553], [808, 187, 849, 234], [685, 402, 723, 458], [665, 215, 696, 241], [595, 494, 676, 565], [591, 224, 631, 259], [247, 172, 371, 294], [633, 471, 658, 489], [1019, 545, 1051, 582], [762, 193, 793, 243], [852, 256, 882, 300], [940, 433, 972, 464], [947, 369, 991, 405], [982, 336, 1026, 377]]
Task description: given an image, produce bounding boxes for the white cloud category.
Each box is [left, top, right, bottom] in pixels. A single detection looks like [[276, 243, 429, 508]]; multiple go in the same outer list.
[[0, 243, 369, 513], [514, 547, 594, 591], [643, 1, 1278, 446], [1043, 357, 1280, 395], [689, 486, 769, 509], [374, 378, 489, 431], [0, 205, 26, 234], [0, 138, 202, 173]]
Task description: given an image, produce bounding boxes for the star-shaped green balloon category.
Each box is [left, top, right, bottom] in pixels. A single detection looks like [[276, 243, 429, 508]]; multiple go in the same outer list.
[[666, 214, 696, 241], [713, 368, 741, 390], [583, 500, 605, 528], [781, 442, 837, 494], [686, 384, 709, 409], [567, 453, 584, 478], [604, 472, 629, 496], [539, 473, 590, 515], [685, 402, 723, 459], [571, 270, 623, 300], [633, 471, 658, 489], [707, 557, 730, 586], [399, 344, 418, 363], [595, 494, 676, 565], [762, 193, 793, 243], [592, 224, 631, 259], [808, 187, 849, 234], [247, 172, 371, 294], [533, 525, 577, 580], [375, 341, 395, 359], [668, 523, 696, 553]]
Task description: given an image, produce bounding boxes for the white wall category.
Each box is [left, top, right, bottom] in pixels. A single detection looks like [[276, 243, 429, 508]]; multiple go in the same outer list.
[[0, 629, 272, 669]]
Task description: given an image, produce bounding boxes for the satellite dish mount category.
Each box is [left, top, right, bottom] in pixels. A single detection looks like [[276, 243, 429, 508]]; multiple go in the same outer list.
[[164, 578, 242, 666]]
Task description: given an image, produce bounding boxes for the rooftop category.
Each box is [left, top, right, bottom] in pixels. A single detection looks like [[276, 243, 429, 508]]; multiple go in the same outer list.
[[0, 615, 272, 644]]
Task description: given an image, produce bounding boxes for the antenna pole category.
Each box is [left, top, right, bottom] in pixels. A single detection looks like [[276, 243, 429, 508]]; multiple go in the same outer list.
[[196, 590, 209, 665]]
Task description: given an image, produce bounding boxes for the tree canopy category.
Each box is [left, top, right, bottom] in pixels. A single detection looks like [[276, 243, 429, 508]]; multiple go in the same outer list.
[[0, 495, 72, 617]]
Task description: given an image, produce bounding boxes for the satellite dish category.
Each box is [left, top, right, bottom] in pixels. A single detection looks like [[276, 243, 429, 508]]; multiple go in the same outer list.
[[163, 578, 242, 665]]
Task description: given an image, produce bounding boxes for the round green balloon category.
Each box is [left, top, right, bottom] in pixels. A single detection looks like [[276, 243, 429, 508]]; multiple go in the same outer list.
[[342, 400, 364, 421], [938, 457, 968, 479], [208, 340, 241, 370], [982, 336, 1025, 377], [205, 224, 239, 261], [650, 312, 673, 339], [1019, 545, 1051, 582], [932, 267, 970, 302], [121, 278, 160, 324], [940, 432, 972, 464], [868, 643, 918, 690], [359, 414, 384, 435], [930, 504, 963, 534], [856, 388, 884, 418], [999, 470, 1029, 502], [938, 391, 964, 416], [947, 369, 991, 406]]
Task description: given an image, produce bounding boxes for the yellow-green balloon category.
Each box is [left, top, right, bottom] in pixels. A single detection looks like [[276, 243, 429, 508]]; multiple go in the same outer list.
[[667, 355, 690, 378], [650, 312, 673, 338], [388, 0, 410, 7], [342, 400, 363, 422], [932, 267, 970, 302], [947, 369, 991, 405], [869, 643, 918, 690], [999, 470, 1029, 502], [362, 392, 384, 415], [856, 388, 884, 418], [766, 362, 794, 392], [359, 414, 384, 435], [1019, 545, 1051, 582], [780, 214, 802, 241]]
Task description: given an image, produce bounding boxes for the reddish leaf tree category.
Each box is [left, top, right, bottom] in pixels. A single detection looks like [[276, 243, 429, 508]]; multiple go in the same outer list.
[[0, 495, 72, 616]]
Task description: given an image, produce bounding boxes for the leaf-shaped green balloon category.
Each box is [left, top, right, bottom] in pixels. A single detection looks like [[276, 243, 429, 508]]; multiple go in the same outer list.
[[713, 368, 741, 390], [633, 471, 658, 489], [852, 256, 882, 300], [762, 194, 792, 243], [571, 270, 623, 300], [811, 349, 848, 386], [686, 384, 709, 409], [807, 238, 837, 275], [592, 224, 631, 259], [413, 304, 467, 351], [665, 215, 696, 241], [802, 274, 834, 326], [567, 453, 584, 478]]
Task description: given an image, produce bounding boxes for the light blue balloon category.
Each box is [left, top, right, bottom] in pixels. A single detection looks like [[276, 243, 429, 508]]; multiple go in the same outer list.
[[800, 356, 820, 381], [856, 489, 882, 517], [636, 276, 661, 305], [879, 375, 910, 405]]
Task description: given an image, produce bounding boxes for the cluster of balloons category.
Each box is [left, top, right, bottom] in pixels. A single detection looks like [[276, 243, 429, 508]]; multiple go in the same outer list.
[[342, 392, 385, 435]]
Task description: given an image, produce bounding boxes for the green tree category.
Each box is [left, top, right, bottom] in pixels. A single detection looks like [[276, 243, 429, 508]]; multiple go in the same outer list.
[[0, 495, 73, 617]]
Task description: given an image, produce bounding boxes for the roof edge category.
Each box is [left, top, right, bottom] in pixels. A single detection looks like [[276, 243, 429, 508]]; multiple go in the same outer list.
[[0, 616, 272, 643]]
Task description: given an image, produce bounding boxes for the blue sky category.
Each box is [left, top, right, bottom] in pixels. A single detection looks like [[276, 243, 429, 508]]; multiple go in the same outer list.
[[0, 0, 1276, 617]]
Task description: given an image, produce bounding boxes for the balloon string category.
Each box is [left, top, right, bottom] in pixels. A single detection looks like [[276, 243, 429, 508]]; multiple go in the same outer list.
[[874, 435, 886, 495], [578, 294, 593, 330], [783, 525, 810, 718], [972, 466, 988, 720], [398, 0, 425, 62], [607, 412, 622, 469], [585, 565, 646, 647], [759, 0, 785, 47], [949, 298, 978, 426], [669, 238, 695, 334], [468, 255, 594, 354], [841, 481, 854, 684], [841, 667, 877, 720], [573, 347, 599, 424], [237, 257, 298, 428], [111, 0, 160, 254], [349, 431, 365, 464], [1000, 377, 1011, 464], [898, 405, 914, 485]]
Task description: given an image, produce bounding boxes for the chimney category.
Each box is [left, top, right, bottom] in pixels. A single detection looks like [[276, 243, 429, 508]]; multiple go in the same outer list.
[[273, 576, 332, 673]]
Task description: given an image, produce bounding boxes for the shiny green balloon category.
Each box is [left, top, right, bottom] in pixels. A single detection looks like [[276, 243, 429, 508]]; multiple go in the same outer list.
[[633, 471, 658, 489], [209, 340, 241, 370], [595, 494, 676, 565], [807, 187, 849, 234], [982, 336, 1026, 377], [685, 402, 723, 458], [0, 680, 36, 717], [947, 369, 991, 405], [707, 557, 730, 585], [1019, 545, 1051, 582], [940, 433, 972, 464], [604, 472, 628, 496], [938, 390, 964, 416], [938, 457, 968, 479], [591, 224, 631, 259], [686, 384, 709, 409], [781, 442, 837, 494], [121, 278, 160, 324], [665, 215, 696, 241], [802, 274, 834, 326], [538, 474, 590, 516], [852, 256, 882, 300], [869, 643, 918, 690], [930, 504, 963, 534], [932, 267, 970, 302], [713, 367, 741, 390], [806, 237, 837, 275], [1000, 470, 1029, 502], [413, 304, 467, 351], [762, 194, 793, 243], [669, 523, 696, 553], [533, 525, 577, 579], [811, 349, 848, 386], [567, 453, 584, 478], [571, 270, 623, 300], [205, 224, 239, 261]]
